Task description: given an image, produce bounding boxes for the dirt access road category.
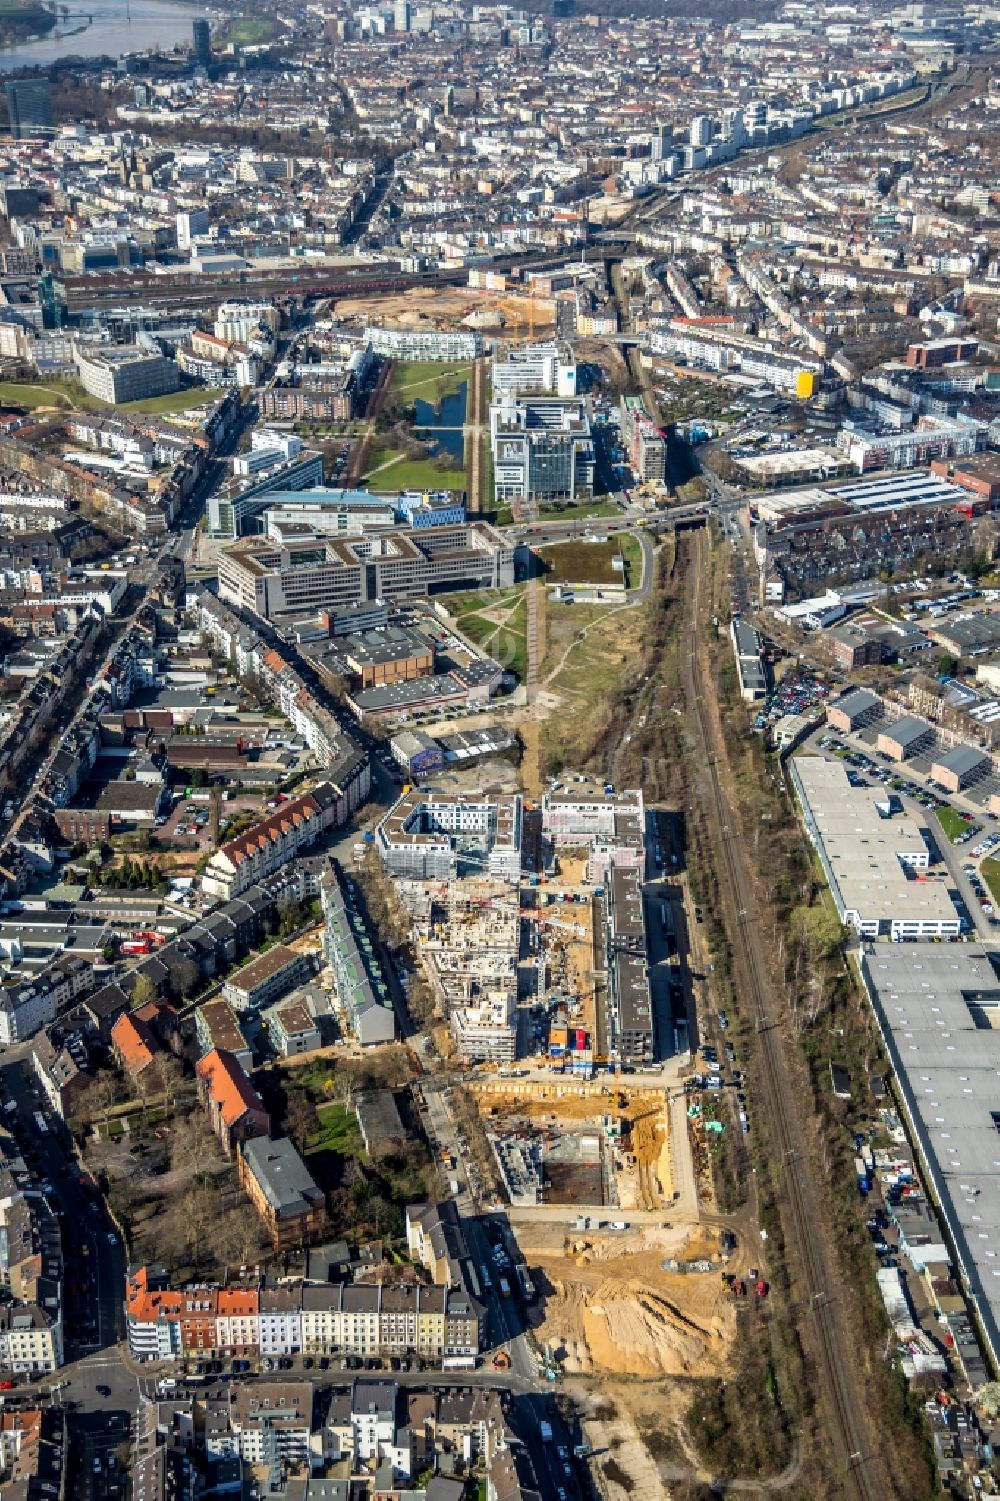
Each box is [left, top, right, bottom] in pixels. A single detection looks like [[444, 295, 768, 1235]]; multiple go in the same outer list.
[[680, 529, 887, 1501]]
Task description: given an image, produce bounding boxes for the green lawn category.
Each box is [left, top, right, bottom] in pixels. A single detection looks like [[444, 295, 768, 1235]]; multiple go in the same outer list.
[[366, 452, 466, 493], [0, 378, 94, 411], [620, 533, 644, 590], [0, 379, 225, 417], [448, 587, 523, 619], [454, 612, 496, 648], [493, 595, 528, 680], [537, 499, 624, 521], [216, 14, 278, 44], [388, 360, 471, 400], [936, 805, 974, 843], [537, 539, 623, 587], [306, 1103, 365, 1159], [119, 388, 227, 415], [981, 858, 1000, 907]]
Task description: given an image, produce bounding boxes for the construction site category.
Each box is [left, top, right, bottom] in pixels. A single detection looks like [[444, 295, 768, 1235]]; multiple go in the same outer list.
[[473, 1085, 675, 1213]]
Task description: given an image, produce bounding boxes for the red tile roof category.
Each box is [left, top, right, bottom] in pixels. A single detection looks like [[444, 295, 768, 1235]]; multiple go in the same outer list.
[[196, 1049, 266, 1128]]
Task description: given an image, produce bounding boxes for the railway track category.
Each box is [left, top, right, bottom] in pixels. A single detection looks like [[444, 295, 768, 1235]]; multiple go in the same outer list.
[[680, 531, 884, 1501]]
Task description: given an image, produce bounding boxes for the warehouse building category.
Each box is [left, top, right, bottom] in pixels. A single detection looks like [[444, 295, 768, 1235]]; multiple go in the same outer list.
[[826, 687, 883, 734], [791, 756, 961, 940], [930, 744, 992, 793], [731, 617, 767, 702], [857, 944, 1000, 1373], [876, 715, 935, 762]]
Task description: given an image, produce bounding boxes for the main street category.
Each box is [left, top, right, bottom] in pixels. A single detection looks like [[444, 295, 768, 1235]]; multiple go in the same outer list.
[[0, 1050, 125, 1361]]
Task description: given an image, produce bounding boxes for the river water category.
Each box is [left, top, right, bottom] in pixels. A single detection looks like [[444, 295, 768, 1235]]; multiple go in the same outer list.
[[0, 0, 202, 71]]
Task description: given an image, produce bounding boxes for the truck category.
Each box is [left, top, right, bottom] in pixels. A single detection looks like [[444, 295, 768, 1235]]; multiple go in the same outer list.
[[539, 1421, 553, 1443]]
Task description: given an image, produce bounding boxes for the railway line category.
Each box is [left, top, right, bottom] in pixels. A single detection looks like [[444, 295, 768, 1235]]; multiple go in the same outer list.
[[679, 530, 884, 1501]]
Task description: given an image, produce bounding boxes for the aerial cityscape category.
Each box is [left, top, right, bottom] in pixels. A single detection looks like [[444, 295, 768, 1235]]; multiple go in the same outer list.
[[0, 0, 998, 1498]]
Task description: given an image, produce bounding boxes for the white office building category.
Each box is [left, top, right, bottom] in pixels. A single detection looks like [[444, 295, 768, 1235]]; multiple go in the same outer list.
[[791, 755, 961, 940], [490, 394, 594, 504]]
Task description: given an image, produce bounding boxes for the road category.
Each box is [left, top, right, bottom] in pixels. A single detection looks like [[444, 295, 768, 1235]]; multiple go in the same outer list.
[[679, 530, 884, 1501], [0, 1051, 126, 1362]]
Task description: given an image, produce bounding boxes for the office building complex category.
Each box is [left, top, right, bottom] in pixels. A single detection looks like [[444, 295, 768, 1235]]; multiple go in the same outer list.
[[207, 449, 325, 538], [192, 16, 212, 65], [218, 522, 514, 621], [490, 395, 594, 504], [3, 80, 52, 140], [491, 344, 577, 396]]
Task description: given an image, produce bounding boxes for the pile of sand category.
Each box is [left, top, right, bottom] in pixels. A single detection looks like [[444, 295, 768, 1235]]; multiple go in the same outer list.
[[543, 1268, 731, 1379]]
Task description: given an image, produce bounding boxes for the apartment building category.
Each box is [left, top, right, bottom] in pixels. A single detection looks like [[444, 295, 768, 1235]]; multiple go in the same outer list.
[[605, 866, 654, 1063], [217, 523, 514, 622], [651, 320, 823, 396], [124, 1268, 482, 1363], [222, 943, 312, 1013], [237, 1136, 325, 1252], [619, 397, 666, 484], [73, 344, 180, 404], [321, 859, 396, 1046], [541, 786, 645, 883], [0, 1306, 62, 1375], [376, 788, 523, 883], [364, 326, 482, 360], [0, 954, 96, 1045], [195, 1048, 269, 1156], [490, 394, 595, 504], [840, 416, 984, 473], [201, 784, 339, 902]]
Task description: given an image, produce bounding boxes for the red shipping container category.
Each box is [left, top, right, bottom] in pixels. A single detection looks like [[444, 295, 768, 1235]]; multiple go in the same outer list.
[[575, 1028, 587, 1051]]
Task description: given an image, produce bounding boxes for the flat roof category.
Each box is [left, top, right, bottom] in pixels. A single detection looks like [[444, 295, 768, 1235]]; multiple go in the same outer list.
[[859, 944, 1000, 1367], [792, 755, 958, 929]]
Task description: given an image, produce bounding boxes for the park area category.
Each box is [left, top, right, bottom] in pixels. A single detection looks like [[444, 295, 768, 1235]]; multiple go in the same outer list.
[[388, 360, 471, 403], [448, 586, 528, 680], [0, 378, 226, 417], [364, 446, 467, 493]]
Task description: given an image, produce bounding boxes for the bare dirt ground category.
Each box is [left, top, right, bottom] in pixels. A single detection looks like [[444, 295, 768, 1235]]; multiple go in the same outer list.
[[332, 286, 556, 338], [531, 1234, 735, 1380], [578, 1394, 672, 1501], [476, 1085, 673, 1211]]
